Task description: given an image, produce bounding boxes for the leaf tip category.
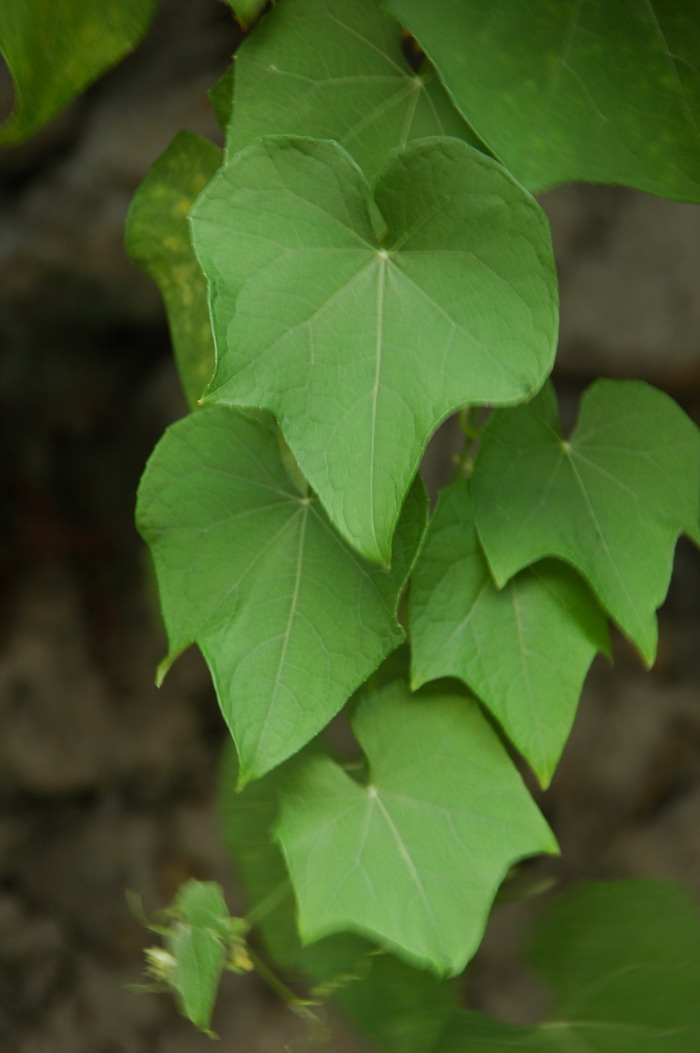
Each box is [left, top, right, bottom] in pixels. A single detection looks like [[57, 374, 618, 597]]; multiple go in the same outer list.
[[155, 656, 171, 688]]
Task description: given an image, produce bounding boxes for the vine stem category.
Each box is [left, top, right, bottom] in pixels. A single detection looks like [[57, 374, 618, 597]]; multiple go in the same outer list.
[[246, 946, 318, 1016]]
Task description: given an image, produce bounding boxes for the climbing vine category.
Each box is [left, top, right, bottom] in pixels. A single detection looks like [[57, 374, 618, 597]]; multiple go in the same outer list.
[[2, 0, 700, 1046]]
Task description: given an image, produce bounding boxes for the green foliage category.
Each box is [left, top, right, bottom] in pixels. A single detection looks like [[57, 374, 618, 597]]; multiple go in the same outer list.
[[219, 742, 462, 1052], [136, 406, 427, 783], [472, 381, 700, 667], [226, 0, 484, 174], [0, 0, 157, 143], [222, 0, 267, 30], [141, 879, 252, 1036], [191, 134, 557, 562], [276, 679, 557, 976], [4, 0, 700, 1045], [125, 131, 221, 408], [409, 479, 609, 786], [383, 0, 700, 201], [442, 881, 700, 1051]]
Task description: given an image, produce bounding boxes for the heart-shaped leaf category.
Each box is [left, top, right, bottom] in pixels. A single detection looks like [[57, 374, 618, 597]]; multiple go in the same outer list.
[[472, 381, 700, 666], [442, 881, 700, 1051], [383, 0, 700, 201], [126, 131, 221, 407], [137, 406, 426, 784], [276, 680, 557, 976], [191, 135, 558, 563], [410, 479, 609, 786], [0, 0, 157, 143], [227, 0, 483, 178]]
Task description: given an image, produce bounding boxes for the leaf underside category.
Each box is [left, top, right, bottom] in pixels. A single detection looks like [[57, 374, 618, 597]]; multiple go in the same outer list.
[[472, 380, 700, 666], [191, 134, 558, 563], [276, 680, 557, 976], [136, 406, 426, 784], [410, 479, 609, 786]]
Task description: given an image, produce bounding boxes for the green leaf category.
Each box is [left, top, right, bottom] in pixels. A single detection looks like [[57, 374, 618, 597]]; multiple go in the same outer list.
[[307, 938, 459, 1053], [530, 881, 700, 1048], [209, 62, 235, 131], [219, 745, 304, 969], [0, 0, 157, 144], [137, 406, 427, 784], [227, 0, 484, 178], [410, 479, 609, 786], [275, 680, 557, 976], [125, 132, 221, 408], [222, 0, 267, 30], [472, 380, 700, 667], [442, 881, 700, 1051], [441, 1012, 537, 1052], [164, 880, 232, 1036], [219, 743, 459, 1053], [191, 135, 558, 563], [382, 0, 700, 201], [220, 742, 464, 1052], [173, 880, 232, 941]]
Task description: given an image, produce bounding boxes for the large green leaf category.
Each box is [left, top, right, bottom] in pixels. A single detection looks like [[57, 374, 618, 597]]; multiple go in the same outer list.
[[137, 406, 426, 784], [442, 881, 700, 1052], [472, 381, 700, 667], [219, 744, 460, 1053], [191, 135, 557, 563], [276, 680, 557, 976], [410, 480, 609, 786], [125, 132, 221, 408], [0, 0, 157, 143], [383, 0, 700, 201], [227, 0, 482, 177]]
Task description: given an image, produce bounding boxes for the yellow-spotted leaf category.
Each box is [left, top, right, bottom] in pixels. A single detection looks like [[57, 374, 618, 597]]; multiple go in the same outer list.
[[0, 0, 157, 143], [126, 131, 221, 407]]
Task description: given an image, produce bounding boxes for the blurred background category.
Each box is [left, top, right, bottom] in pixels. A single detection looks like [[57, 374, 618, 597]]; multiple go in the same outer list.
[[1, 1, 699, 1049]]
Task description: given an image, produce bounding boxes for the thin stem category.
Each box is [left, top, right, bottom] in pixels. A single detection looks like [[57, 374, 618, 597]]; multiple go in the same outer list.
[[244, 878, 292, 927], [247, 947, 317, 1013]]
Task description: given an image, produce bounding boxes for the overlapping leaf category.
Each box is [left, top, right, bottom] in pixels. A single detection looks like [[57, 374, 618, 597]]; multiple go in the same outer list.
[[384, 0, 700, 201], [219, 744, 459, 1053], [410, 480, 609, 786], [191, 135, 557, 563], [276, 680, 557, 976], [472, 381, 700, 667], [441, 881, 700, 1051], [227, 0, 483, 177], [137, 406, 426, 784], [0, 0, 157, 143], [125, 131, 221, 407]]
